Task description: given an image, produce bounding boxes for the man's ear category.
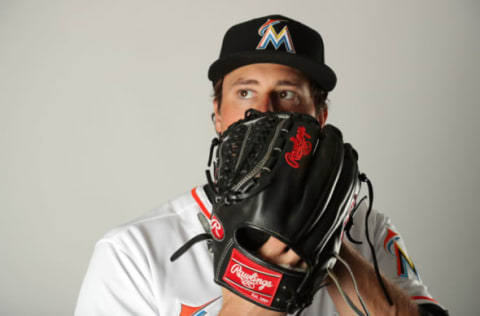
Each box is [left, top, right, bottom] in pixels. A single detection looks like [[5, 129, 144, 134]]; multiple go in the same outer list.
[[213, 99, 222, 134], [317, 108, 329, 128]]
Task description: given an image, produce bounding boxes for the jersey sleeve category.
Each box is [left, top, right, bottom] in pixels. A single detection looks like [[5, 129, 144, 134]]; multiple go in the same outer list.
[[74, 239, 158, 316], [371, 210, 448, 312]]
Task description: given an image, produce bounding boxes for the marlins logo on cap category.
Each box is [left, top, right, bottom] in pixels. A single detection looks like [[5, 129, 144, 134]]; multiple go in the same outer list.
[[256, 19, 296, 53]]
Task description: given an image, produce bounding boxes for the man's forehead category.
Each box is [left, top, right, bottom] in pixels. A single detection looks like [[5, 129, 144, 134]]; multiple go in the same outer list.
[[223, 63, 308, 86]]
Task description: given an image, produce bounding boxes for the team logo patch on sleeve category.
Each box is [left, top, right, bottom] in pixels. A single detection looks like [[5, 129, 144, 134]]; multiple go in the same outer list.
[[222, 248, 283, 307], [384, 228, 419, 279]]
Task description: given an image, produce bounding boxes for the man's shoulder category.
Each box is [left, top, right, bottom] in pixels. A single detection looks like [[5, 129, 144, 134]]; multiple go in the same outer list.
[[97, 186, 212, 257], [75, 187, 219, 316]]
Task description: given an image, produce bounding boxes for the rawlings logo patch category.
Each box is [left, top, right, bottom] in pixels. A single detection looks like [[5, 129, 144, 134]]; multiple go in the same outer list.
[[210, 216, 224, 240], [285, 126, 312, 168], [223, 249, 283, 306], [257, 19, 296, 53]]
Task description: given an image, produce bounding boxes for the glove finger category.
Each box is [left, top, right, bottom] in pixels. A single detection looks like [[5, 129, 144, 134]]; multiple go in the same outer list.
[[258, 236, 305, 269], [259, 116, 322, 238], [301, 143, 360, 262], [286, 124, 345, 242]]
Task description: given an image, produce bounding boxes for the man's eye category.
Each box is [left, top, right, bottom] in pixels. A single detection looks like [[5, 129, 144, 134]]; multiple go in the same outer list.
[[238, 90, 253, 99], [279, 91, 296, 100]]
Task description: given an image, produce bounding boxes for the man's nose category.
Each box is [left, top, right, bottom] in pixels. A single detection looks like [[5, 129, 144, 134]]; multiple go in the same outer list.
[[257, 94, 275, 112]]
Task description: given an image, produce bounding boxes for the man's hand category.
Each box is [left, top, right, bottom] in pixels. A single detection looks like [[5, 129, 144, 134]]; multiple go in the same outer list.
[[219, 287, 286, 316], [256, 237, 307, 270]]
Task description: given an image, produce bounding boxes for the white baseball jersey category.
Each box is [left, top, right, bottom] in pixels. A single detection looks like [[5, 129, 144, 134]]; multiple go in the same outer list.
[[75, 186, 443, 316]]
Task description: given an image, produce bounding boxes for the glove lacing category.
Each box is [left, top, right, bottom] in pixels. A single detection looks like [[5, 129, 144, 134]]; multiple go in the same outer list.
[[341, 173, 394, 310], [292, 173, 393, 316], [359, 173, 394, 306], [327, 254, 370, 316], [292, 173, 394, 316]]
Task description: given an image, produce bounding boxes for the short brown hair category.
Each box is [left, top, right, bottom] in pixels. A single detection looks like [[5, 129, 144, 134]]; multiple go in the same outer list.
[[213, 78, 329, 114]]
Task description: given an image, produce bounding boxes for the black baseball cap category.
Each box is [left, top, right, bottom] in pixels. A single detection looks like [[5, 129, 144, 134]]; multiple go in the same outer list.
[[208, 14, 337, 91]]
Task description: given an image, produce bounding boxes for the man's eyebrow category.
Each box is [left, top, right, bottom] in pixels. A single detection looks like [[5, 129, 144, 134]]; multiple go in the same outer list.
[[276, 80, 302, 87], [231, 78, 303, 87], [232, 78, 259, 85]]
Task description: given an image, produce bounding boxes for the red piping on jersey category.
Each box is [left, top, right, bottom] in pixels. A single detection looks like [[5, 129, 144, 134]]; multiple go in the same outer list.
[[411, 296, 439, 304], [191, 187, 211, 219]]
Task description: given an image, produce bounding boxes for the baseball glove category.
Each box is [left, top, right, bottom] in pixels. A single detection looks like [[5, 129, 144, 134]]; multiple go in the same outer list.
[[205, 109, 361, 313]]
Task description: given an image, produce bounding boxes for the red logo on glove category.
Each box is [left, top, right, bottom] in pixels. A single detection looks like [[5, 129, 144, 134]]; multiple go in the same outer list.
[[211, 215, 224, 240], [223, 248, 283, 307], [285, 126, 312, 168]]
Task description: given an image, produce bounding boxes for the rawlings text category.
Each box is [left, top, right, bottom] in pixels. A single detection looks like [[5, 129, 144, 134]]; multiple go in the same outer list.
[[285, 126, 312, 168], [230, 264, 273, 290]]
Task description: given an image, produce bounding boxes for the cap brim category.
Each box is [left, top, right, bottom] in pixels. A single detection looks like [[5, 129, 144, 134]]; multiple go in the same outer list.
[[208, 50, 337, 91]]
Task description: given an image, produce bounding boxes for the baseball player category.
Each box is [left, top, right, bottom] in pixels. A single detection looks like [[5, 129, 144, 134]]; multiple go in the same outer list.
[[75, 15, 448, 316]]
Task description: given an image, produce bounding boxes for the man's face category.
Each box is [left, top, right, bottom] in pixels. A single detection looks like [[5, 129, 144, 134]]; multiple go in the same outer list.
[[213, 63, 327, 134]]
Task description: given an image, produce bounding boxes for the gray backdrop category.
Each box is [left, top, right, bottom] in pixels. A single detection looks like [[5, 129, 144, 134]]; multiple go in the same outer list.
[[1, 1, 478, 315]]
